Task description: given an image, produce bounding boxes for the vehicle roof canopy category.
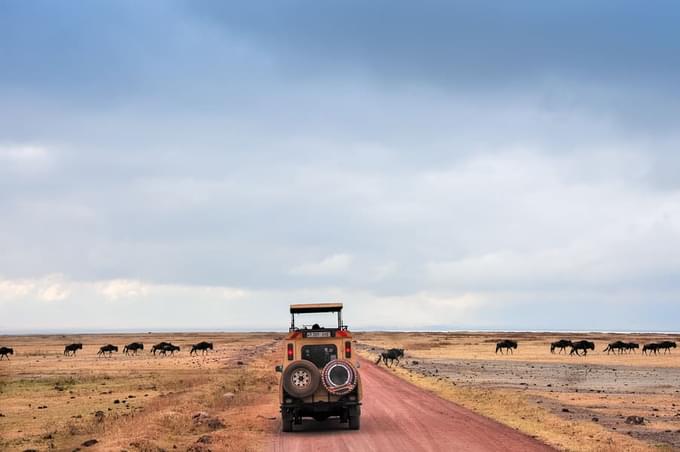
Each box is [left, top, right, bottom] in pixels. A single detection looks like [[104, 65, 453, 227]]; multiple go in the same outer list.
[[289, 303, 343, 314]]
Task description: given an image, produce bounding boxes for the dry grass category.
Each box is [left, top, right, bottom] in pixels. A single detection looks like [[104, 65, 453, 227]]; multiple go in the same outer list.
[[0, 333, 281, 451], [358, 332, 680, 452], [5, 331, 677, 451]]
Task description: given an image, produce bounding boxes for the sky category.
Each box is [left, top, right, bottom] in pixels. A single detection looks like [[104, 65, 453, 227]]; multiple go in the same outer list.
[[1, 1, 680, 332]]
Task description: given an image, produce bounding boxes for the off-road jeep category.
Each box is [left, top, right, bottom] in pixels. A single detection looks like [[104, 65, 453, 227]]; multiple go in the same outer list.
[[275, 303, 362, 432]]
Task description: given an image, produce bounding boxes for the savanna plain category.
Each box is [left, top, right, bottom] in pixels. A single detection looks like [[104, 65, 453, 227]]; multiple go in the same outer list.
[[1, 332, 679, 451]]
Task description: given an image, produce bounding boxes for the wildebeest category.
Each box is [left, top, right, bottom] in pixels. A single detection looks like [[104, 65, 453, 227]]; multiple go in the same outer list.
[[190, 341, 213, 355], [151, 342, 172, 355], [550, 339, 572, 354], [375, 348, 405, 367], [642, 343, 659, 355], [569, 340, 595, 356], [623, 342, 639, 353], [0, 346, 13, 360], [603, 341, 626, 354], [64, 343, 83, 356], [495, 340, 518, 354], [658, 341, 677, 354], [159, 344, 180, 356], [624, 342, 640, 353], [97, 344, 118, 357], [123, 342, 144, 355]]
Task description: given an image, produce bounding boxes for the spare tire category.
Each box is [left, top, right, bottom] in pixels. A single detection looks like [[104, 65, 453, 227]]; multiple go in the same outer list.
[[282, 360, 321, 398], [321, 359, 357, 395]]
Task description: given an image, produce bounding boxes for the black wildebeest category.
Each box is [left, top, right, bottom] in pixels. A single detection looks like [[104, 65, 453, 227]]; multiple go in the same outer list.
[[658, 341, 677, 354], [569, 340, 595, 356], [550, 339, 572, 354], [642, 343, 659, 355], [97, 344, 118, 357], [64, 343, 83, 356], [151, 342, 172, 355], [375, 348, 405, 367], [123, 342, 144, 355], [603, 341, 625, 354], [190, 341, 213, 355], [159, 344, 180, 356], [0, 346, 13, 360], [623, 342, 639, 353], [495, 340, 518, 354]]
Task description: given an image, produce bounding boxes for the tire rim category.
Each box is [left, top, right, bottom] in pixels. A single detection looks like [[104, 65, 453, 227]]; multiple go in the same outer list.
[[328, 364, 351, 386], [322, 360, 357, 395], [291, 368, 311, 389]]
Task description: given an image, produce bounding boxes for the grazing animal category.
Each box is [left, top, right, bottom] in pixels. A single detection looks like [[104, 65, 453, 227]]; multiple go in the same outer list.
[[569, 340, 595, 356], [0, 347, 14, 360], [151, 342, 172, 355], [123, 342, 144, 355], [550, 339, 573, 354], [658, 341, 677, 354], [495, 340, 518, 354], [190, 341, 213, 355], [603, 341, 625, 354], [642, 343, 659, 355], [97, 344, 118, 357], [376, 348, 405, 367], [159, 344, 180, 356], [623, 342, 639, 353], [64, 343, 83, 356]]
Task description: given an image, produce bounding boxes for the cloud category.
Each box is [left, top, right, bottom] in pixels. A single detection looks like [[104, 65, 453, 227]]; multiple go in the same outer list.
[[291, 254, 353, 276], [0, 278, 34, 299], [96, 279, 150, 300], [0, 274, 70, 302], [0, 273, 484, 331], [0, 144, 48, 161], [0, 144, 52, 172], [1, 1, 680, 331]]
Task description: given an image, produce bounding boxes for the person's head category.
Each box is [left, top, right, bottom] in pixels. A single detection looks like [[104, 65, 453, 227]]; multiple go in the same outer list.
[[312, 323, 320, 329]]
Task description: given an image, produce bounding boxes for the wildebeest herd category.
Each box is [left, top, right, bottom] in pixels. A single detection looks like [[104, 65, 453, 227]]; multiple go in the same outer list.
[[0, 341, 215, 359], [373, 339, 678, 365], [495, 339, 678, 356]]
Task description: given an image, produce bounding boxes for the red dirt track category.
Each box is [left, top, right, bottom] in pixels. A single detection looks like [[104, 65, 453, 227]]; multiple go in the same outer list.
[[270, 358, 554, 452]]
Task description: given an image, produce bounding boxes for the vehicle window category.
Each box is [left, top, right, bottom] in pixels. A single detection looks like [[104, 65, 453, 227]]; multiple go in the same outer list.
[[301, 344, 337, 368]]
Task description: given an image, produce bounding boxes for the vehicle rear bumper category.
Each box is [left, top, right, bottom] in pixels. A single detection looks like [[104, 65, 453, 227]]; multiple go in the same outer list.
[[281, 400, 360, 410]]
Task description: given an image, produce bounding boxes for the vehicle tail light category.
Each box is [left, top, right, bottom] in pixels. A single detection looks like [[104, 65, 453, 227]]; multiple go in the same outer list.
[[287, 343, 294, 360], [345, 341, 351, 358]]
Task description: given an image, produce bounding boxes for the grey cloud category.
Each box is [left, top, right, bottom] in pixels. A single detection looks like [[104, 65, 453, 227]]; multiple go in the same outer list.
[[188, 1, 680, 85], [1, 1, 680, 331]]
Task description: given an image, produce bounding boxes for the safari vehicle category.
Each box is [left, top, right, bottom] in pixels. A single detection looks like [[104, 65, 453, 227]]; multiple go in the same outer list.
[[275, 303, 362, 432]]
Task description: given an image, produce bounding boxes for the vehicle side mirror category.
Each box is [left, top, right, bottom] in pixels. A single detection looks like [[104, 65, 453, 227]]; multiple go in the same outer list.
[[275, 365, 283, 373]]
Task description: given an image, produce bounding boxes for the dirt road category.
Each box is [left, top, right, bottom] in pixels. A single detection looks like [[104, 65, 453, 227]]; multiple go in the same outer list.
[[270, 358, 554, 452]]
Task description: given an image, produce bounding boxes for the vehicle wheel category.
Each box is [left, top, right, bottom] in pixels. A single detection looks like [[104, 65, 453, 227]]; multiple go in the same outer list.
[[281, 413, 294, 432], [348, 406, 361, 430], [282, 360, 321, 398]]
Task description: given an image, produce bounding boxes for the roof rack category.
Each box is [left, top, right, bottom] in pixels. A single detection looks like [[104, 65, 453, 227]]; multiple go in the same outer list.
[[289, 303, 344, 331], [289, 303, 343, 314]]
